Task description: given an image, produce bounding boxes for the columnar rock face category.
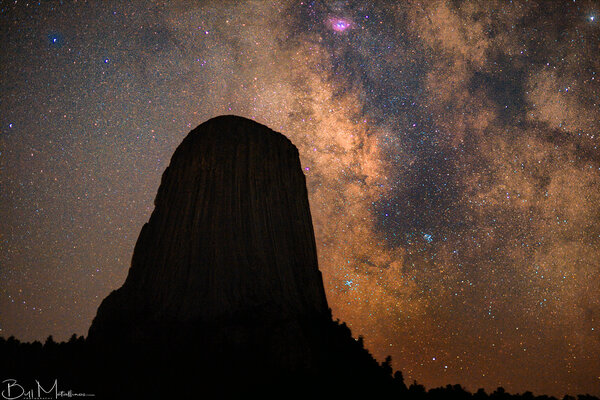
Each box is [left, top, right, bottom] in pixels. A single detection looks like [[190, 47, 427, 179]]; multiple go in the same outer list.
[[88, 115, 330, 345]]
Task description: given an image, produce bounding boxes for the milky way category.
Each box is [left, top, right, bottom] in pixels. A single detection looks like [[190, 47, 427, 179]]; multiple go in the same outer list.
[[1, 1, 599, 396]]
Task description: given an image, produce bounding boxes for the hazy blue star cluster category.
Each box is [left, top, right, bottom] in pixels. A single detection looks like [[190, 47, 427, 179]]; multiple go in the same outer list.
[[1, 1, 599, 396]]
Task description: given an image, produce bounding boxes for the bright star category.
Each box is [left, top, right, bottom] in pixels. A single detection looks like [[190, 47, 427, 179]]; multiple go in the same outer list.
[[47, 32, 64, 47]]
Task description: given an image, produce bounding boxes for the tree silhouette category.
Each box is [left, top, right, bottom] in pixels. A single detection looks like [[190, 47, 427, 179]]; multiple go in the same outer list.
[[1, 332, 599, 400]]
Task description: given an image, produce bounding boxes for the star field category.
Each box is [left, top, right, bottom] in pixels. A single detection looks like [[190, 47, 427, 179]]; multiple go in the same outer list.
[[1, 1, 599, 396]]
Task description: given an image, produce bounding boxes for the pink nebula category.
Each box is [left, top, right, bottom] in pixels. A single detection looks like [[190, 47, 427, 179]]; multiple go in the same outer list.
[[328, 17, 352, 32]]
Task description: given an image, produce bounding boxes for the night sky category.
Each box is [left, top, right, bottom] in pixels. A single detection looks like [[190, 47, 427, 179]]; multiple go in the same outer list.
[[1, 0, 599, 396]]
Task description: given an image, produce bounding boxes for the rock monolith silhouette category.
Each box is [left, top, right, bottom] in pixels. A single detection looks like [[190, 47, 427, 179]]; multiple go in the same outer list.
[[86, 116, 389, 396], [89, 115, 328, 341]]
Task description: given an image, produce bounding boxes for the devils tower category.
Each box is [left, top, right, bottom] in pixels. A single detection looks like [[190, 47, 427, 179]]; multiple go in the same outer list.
[[85, 115, 392, 397], [89, 115, 329, 340]]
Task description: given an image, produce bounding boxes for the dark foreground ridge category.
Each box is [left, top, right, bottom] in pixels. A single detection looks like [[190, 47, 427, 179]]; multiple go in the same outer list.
[[1, 116, 597, 399], [2, 335, 599, 400]]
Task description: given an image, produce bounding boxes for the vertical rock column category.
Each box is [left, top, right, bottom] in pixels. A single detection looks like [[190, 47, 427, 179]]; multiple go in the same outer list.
[[88, 115, 330, 344]]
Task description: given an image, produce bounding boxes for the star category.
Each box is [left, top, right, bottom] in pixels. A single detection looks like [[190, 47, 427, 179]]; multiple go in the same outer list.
[[47, 32, 64, 48]]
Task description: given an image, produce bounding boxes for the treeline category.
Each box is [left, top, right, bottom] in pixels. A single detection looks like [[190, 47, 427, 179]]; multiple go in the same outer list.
[[0, 332, 598, 400], [402, 381, 599, 400]]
